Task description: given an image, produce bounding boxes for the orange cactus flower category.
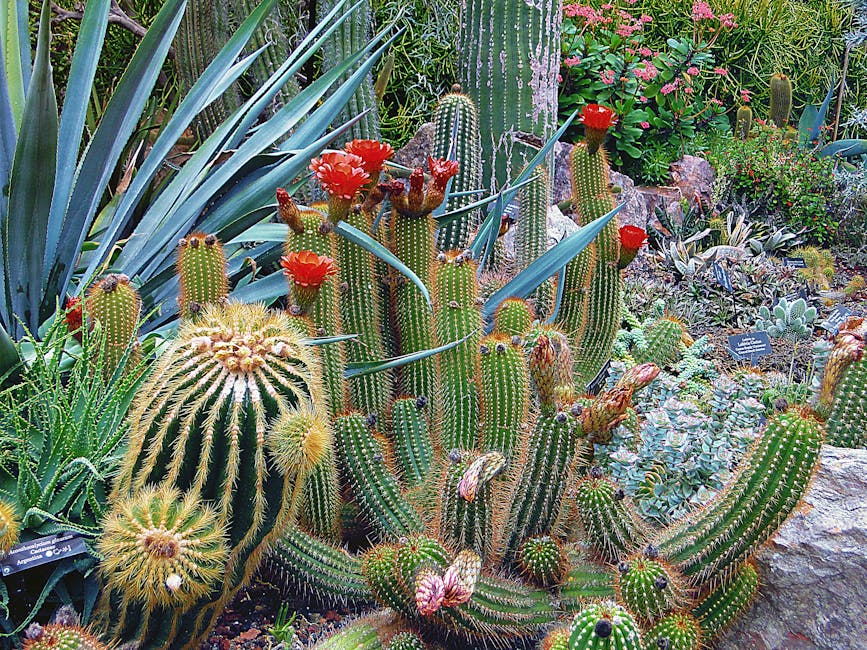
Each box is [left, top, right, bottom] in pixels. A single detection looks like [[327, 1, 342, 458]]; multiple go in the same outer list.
[[281, 250, 337, 313], [580, 104, 617, 154], [64, 296, 84, 343], [427, 156, 460, 192], [309, 152, 370, 222], [344, 140, 394, 175]]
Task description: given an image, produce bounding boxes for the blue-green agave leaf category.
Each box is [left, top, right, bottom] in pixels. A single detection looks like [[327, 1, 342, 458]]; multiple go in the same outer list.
[[345, 331, 475, 378], [817, 139, 867, 158]]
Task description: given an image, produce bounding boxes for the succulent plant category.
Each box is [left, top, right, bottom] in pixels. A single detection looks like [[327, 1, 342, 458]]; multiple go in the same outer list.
[[755, 297, 817, 340], [22, 623, 109, 650]]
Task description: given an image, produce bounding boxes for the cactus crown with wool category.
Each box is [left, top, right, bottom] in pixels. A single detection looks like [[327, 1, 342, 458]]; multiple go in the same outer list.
[[0, 499, 19, 555]]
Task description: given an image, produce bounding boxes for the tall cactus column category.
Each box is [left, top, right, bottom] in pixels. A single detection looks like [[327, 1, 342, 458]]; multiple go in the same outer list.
[[458, 0, 561, 190]]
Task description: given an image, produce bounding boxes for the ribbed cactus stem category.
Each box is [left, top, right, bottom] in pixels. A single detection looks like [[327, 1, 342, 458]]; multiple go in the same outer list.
[[391, 211, 439, 414], [337, 209, 392, 419], [644, 613, 702, 650], [479, 335, 529, 458], [434, 88, 483, 250], [614, 553, 688, 622], [559, 548, 615, 612], [518, 536, 565, 586], [494, 298, 535, 337], [86, 273, 141, 379], [177, 232, 228, 319], [386, 632, 427, 650], [22, 624, 109, 650], [820, 321, 867, 448], [439, 450, 503, 557], [573, 471, 648, 563], [503, 410, 581, 560], [458, 0, 561, 190], [769, 73, 793, 128], [268, 526, 373, 604], [313, 616, 387, 650], [693, 559, 759, 639], [104, 303, 321, 648], [655, 408, 824, 586], [634, 316, 689, 368], [557, 143, 621, 386], [391, 396, 434, 488], [735, 105, 752, 140], [335, 413, 423, 540], [568, 601, 643, 650], [517, 165, 554, 317], [316, 0, 380, 141], [434, 252, 481, 451]]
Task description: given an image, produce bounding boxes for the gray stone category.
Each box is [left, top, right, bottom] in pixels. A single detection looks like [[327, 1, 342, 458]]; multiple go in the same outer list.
[[670, 154, 715, 207], [715, 446, 867, 650], [552, 142, 648, 229], [394, 122, 436, 170], [502, 204, 578, 263]]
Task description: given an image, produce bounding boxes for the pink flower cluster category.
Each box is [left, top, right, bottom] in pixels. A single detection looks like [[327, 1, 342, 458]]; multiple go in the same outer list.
[[564, 4, 611, 26], [690, 1, 737, 28], [634, 61, 659, 81]]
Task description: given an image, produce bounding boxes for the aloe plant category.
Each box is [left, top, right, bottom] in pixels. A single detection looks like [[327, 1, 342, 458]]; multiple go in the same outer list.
[[0, 0, 392, 351]]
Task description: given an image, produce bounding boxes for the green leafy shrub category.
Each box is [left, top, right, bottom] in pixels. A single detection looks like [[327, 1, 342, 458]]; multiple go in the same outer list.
[[710, 129, 842, 244]]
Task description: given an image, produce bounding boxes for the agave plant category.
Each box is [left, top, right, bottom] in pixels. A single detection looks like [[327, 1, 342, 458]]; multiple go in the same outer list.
[[0, 0, 393, 352]]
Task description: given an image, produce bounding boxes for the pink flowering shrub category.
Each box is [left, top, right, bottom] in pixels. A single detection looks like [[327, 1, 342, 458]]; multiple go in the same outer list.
[[560, 0, 736, 182]]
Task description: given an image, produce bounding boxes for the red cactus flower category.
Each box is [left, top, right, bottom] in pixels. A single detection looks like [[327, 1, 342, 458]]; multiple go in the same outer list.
[[281, 250, 337, 313], [64, 296, 84, 343], [427, 157, 460, 192], [309, 152, 369, 199], [618, 225, 647, 269], [581, 104, 617, 154], [345, 140, 394, 175]]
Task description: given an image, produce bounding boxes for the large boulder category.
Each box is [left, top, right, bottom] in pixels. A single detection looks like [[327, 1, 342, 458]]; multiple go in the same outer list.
[[715, 446, 867, 650], [670, 154, 715, 207], [394, 122, 436, 169]]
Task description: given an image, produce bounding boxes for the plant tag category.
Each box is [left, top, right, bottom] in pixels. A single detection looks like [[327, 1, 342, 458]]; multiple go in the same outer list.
[[586, 359, 612, 396], [782, 257, 807, 268], [727, 332, 772, 364], [820, 306, 854, 336], [712, 262, 734, 293], [0, 532, 88, 576]]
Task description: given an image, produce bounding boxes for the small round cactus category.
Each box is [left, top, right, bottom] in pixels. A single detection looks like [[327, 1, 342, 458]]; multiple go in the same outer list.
[[518, 536, 565, 586], [614, 554, 687, 621], [386, 632, 427, 649], [22, 624, 108, 650], [643, 612, 702, 650], [267, 403, 333, 476], [568, 600, 643, 649], [0, 499, 20, 555], [98, 484, 228, 610], [541, 627, 570, 650]]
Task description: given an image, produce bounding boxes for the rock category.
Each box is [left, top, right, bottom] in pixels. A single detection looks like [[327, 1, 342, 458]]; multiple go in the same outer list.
[[394, 122, 436, 169], [502, 204, 578, 263], [670, 155, 715, 207], [715, 446, 867, 650], [552, 142, 648, 230]]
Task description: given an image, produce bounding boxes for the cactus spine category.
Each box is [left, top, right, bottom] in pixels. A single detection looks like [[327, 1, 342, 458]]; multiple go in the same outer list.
[[573, 473, 648, 564], [458, 0, 561, 190], [822, 321, 867, 448], [22, 624, 109, 650], [0, 499, 20, 555], [494, 298, 535, 337], [614, 554, 688, 621], [102, 303, 322, 648], [433, 89, 483, 251], [643, 613, 701, 650], [177, 233, 228, 319], [518, 536, 565, 586], [693, 560, 759, 640], [735, 105, 752, 139], [86, 273, 141, 378], [634, 316, 689, 367], [516, 165, 554, 318], [655, 408, 824, 586], [434, 252, 481, 450], [769, 73, 793, 128], [557, 143, 621, 386], [391, 397, 435, 488], [568, 601, 643, 650], [478, 335, 529, 458]]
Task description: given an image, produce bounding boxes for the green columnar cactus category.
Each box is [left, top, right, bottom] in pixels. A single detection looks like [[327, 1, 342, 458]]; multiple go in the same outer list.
[[0, 499, 20, 555], [568, 601, 643, 650], [559, 549, 616, 611], [825, 354, 867, 448], [391, 397, 434, 487], [614, 554, 688, 621], [86, 273, 141, 379], [268, 526, 373, 604], [573, 472, 648, 564], [22, 624, 109, 650], [177, 233, 228, 319], [494, 298, 535, 337], [362, 545, 419, 618], [458, 0, 561, 190], [633, 316, 689, 367], [736, 105, 752, 140], [434, 89, 483, 251], [769, 73, 793, 128], [314, 615, 387, 650], [439, 451, 504, 557], [518, 536, 565, 586], [337, 209, 393, 419], [692, 560, 759, 639], [391, 207, 439, 412], [557, 143, 622, 386], [643, 613, 701, 650], [503, 410, 579, 559], [317, 0, 380, 141], [655, 408, 824, 586], [479, 334, 529, 458], [335, 413, 423, 540], [516, 165, 554, 318], [103, 303, 322, 648], [434, 252, 481, 450]]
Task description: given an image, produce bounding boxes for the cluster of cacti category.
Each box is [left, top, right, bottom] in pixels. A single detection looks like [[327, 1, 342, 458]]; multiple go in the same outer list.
[[755, 297, 817, 340], [632, 314, 693, 367]]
